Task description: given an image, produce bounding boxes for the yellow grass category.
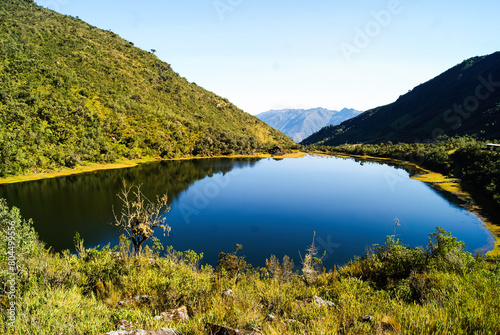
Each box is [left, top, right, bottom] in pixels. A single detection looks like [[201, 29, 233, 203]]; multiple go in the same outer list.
[[0, 159, 154, 185], [412, 173, 467, 197]]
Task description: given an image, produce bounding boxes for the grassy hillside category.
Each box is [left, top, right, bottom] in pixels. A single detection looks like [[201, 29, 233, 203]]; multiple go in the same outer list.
[[1, 200, 500, 334], [302, 52, 500, 146], [0, 0, 294, 177]]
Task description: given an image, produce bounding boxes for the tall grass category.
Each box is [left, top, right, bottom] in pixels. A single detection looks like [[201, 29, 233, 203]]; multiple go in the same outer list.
[[1, 200, 499, 334]]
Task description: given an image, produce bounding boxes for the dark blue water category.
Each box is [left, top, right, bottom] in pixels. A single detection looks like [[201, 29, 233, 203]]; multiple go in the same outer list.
[[0, 155, 493, 268]]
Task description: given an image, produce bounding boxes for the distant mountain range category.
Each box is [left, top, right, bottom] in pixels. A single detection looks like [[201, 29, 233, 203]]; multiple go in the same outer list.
[[302, 52, 500, 146], [256, 108, 362, 142]]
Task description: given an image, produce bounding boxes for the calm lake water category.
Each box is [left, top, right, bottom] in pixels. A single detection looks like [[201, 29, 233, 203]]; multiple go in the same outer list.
[[0, 155, 493, 269]]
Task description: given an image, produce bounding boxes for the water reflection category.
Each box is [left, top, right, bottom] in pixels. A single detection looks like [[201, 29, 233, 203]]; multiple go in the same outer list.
[[0, 156, 493, 269], [0, 158, 260, 251]]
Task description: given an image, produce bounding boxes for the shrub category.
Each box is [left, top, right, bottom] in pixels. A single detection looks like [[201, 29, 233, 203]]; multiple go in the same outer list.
[[112, 183, 171, 254], [216, 244, 249, 281], [427, 227, 475, 273], [342, 227, 476, 289], [0, 199, 44, 293]]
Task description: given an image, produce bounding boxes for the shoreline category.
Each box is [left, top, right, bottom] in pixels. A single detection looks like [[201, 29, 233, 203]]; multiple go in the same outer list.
[[321, 151, 500, 257], [0, 152, 307, 185], [1, 150, 497, 256]]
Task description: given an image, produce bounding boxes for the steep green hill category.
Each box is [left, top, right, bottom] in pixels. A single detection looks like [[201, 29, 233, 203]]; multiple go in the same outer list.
[[0, 0, 294, 176], [302, 52, 500, 146]]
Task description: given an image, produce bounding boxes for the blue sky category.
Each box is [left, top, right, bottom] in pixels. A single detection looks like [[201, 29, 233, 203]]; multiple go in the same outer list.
[[35, 0, 500, 115]]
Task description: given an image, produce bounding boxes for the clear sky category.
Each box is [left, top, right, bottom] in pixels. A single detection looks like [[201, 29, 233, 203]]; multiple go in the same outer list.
[[34, 0, 500, 115]]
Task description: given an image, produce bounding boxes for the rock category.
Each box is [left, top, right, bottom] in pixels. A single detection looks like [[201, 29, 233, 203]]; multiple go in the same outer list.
[[376, 315, 400, 333], [268, 145, 286, 156], [221, 289, 234, 298], [205, 323, 262, 335], [305, 296, 335, 308], [105, 329, 181, 335], [116, 300, 127, 307], [361, 315, 374, 323], [265, 314, 277, 322], [134, 330, 181, 335], [134, 295, 152, 304], [259, 299, 274, 311], [117, 320, 133, 330], [156, 306, 189, 323], [64, 154, 81, 168]]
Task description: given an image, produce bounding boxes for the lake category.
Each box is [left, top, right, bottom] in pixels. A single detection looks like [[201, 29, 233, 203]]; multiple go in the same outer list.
[[0, 155, 493, 269]]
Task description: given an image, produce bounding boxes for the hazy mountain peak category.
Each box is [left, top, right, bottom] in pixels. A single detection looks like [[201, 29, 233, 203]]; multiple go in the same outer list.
[[256, 108, 362, 142]]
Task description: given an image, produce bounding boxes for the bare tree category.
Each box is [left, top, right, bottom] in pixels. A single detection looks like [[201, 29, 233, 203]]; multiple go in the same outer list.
[[299, 232, 324, 286], [113, 183, 171, 254]]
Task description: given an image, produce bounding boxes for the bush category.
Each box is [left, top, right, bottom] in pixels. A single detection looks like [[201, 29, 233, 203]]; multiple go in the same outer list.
[[0, 199, 44, 287], [344, 235, 426, 287], [427, 227, 475, 273], [343, 227, 476, 289], [216, 244, 249, 281]]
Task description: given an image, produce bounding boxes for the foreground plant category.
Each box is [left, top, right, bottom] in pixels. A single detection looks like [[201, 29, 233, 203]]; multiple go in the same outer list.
[[113, 183, 171, 254]]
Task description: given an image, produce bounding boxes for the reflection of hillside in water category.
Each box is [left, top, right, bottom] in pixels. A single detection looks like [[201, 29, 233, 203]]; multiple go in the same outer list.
[[345, 156, 471, 211], [0, 158, 261, 251]]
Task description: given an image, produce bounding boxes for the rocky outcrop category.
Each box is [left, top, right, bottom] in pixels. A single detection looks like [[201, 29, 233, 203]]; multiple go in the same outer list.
[[134, 295, 153, 304], [116, 320, 133, 330], [154, 306, 189, 323], [266, 314, 301, 327], [304, 295, 335, 307], [205, 322, 262, 335], [221, 289, 234, 298], [268, 146, 286, 156], [105, 328, 181, 335]]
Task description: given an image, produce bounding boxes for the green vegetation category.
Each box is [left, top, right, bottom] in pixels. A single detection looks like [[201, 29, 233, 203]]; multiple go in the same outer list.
[[301, 52, 500, 146], [0, 0, 295, 178], [113, 183, 171, 254], [1, 200, 500, 334]]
